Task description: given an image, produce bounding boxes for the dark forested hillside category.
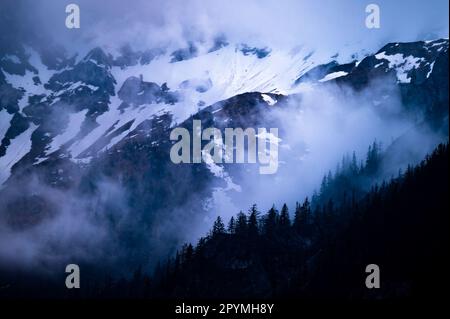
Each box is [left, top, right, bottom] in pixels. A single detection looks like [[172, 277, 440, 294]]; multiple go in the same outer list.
[[140, 143, 449, 299], [2, 141, 447, 300]]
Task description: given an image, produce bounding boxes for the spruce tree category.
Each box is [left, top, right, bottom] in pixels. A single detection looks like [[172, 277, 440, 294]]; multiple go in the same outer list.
[[264, 205, 278, 236], [227, 216, 236, 234], [212, 216, 226, 236], [235, 211, 248, 235], [279, 203, 291, 228], [248, 204, 260, 236]]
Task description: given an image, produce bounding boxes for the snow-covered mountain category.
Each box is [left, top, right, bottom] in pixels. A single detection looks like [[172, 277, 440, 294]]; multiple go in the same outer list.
[[1, 38, 448, 186], [1, 40, 362, 184]]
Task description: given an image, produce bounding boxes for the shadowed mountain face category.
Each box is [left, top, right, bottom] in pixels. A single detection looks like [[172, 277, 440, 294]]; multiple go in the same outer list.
[[0, 37, 448, 283]]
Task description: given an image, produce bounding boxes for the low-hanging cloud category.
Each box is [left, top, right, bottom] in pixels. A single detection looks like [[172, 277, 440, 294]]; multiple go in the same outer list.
[[2, 0, 449, 54], [211, 77, 446, 220]]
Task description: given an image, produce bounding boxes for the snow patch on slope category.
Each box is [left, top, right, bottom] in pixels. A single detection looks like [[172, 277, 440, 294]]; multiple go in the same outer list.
[[375, 52, 424, 83], [261, 94, 277, 105], [46, 109, 89, 155], [0, 110, 13, 142], [0, 124, 37, 185], [319, 71, 348, 82], [426, 61, 435, 78]]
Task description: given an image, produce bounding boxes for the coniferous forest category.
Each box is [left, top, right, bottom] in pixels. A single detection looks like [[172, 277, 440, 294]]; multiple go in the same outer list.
[[81, 143, 449, 300]]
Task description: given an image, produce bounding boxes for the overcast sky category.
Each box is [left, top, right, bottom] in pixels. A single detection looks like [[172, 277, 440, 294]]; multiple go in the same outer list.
[[1, 0, 448, 53]]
